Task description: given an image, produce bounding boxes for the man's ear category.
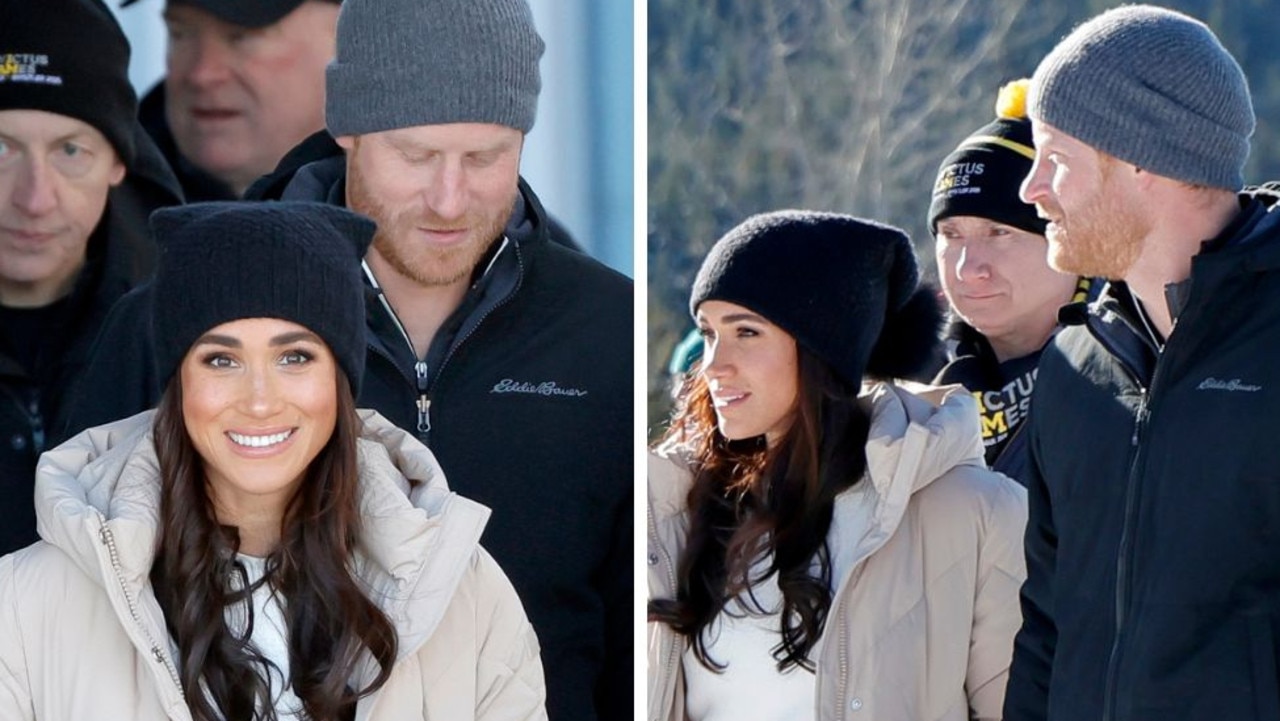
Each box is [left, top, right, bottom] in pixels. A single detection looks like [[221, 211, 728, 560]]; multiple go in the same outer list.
[[335, 135, 356, 151], [108, 158, 126, 187], [1131, 164, 1157, 191]]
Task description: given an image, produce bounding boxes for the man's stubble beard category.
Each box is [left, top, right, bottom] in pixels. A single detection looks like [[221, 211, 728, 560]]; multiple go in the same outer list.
[[347, 161, 516, 288], [1046, 165, 1148, 282]]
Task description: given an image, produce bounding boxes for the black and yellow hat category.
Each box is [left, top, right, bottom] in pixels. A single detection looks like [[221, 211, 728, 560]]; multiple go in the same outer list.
[[0, 0, 138, 164], [928, 79, 1045, 237]]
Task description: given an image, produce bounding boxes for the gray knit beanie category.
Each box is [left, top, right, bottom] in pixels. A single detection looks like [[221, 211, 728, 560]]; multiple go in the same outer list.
[[1029, 4, 1254, 190], [325, 0, 544, 136]]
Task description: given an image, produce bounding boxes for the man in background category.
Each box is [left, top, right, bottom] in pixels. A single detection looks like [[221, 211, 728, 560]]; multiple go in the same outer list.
[[0, 0, 182, 554], [122, 0, 339, 200]]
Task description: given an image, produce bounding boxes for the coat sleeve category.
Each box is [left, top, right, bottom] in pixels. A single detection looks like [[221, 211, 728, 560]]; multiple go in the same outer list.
[[56, 283, 162, 443], [472, 549, 550, 721], [1001, 407, 1058, 721], [0, 555, 35, 721], [966, 473, 1029, 721]]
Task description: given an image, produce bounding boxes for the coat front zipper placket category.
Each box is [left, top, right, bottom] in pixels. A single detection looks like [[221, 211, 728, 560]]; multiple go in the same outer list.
[[1089, 293, 1194, 721], [828, 563, 868, 720], [364, 262, 434, 440], [648, 507, 681, 721], [423, 240, 525, 436], [93, 511, 186, 708], [825, 425, 927, 718]]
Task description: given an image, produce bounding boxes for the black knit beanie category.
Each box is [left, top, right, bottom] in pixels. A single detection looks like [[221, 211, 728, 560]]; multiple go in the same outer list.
[[690, 210, 943, 388], [0, 0, 137, 165], [929, 79, 1045, 237], [151, 201, 375, 394]]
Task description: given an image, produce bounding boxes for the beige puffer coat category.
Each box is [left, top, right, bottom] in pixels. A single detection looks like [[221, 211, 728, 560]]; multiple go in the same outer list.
[[0, 410, 546, 721], [648, 382, 1027, 721]]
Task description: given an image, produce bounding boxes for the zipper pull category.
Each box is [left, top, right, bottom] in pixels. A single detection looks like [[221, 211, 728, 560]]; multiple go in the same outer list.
[[1131, 392, 1149, 446], [417, 396, 431, 434], [414, 361, 429, 390], [413, 361, 431, 434]]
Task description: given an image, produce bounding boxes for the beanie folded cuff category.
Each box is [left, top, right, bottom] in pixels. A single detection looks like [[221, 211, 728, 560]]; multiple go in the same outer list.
[[325, 65, 536, 136], [1036, 96, 1247, 190]]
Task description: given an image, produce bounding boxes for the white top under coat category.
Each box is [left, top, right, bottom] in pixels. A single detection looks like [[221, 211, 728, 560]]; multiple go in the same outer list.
[[682, 480, 877, 720]]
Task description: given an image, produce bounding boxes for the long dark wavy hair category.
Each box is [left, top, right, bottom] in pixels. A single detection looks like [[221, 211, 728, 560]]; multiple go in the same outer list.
[[150, 369, 398, 721], [649, 346, 871, 672]]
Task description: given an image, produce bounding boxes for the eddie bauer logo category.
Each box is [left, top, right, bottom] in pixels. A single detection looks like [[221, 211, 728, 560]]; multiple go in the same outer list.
[[1197, 377, 1262, 392], [491, 379, 589, 397]]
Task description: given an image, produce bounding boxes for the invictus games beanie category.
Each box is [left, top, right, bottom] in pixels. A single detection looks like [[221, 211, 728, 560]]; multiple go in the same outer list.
[[929, 79, 1045, 237], [325, 0, 544, 136], [690, 211, 943, 388], [0, 0, 137, 165], [1028, 4, 1254, 190], [121, 0, 341, 29], [150, 201, 375, 394]]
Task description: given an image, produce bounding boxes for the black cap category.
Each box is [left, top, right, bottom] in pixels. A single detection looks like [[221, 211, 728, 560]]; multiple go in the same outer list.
[[690, 211, 942, 387], [928, 79, 1046, 237], [1, 0, 138, 165], [150, 201, 375, 394], [122, 0, 340, 28]]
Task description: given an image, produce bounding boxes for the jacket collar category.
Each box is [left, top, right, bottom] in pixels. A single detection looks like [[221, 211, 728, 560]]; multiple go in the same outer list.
[[34, 409, 490, 660], [854, 382, 985, 546], [650, 381, 985, 532]]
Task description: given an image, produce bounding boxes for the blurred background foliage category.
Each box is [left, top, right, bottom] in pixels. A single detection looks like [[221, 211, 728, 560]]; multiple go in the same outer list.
[[647, 0, 1280, 436]]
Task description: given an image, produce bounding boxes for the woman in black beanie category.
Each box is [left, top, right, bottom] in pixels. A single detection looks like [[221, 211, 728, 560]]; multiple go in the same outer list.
[[0, 201, 545, 720], [648, 210, 1026, 720]]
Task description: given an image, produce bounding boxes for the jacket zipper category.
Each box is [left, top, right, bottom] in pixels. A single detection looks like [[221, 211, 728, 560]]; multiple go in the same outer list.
[[428, 240, 524, 401], [29, 404, 43, 453], [1087, 308, 1165, 721], [96, 513, 184, 692], [364, 263, 434, 439], [414, 361, 430, 433], [362, 241, 522, 444], [835, 591, 850, 718], [832, 564, 865, 719], [647, 510, 681, 721]]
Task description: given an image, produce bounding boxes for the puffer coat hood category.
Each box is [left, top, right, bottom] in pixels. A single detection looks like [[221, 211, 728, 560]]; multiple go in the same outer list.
[[0, 410, 547, 721]]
